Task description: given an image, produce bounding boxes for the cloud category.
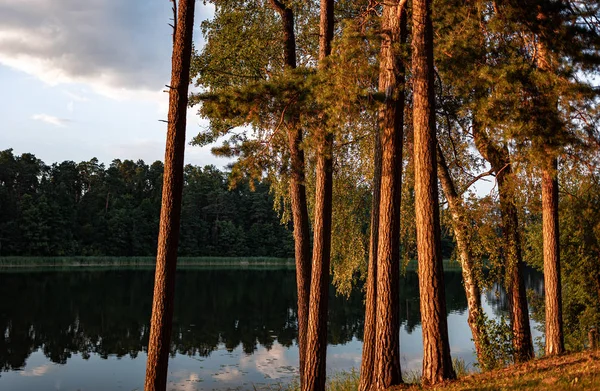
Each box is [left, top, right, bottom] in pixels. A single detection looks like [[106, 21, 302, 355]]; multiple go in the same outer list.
[[19, 363, 54, 377], [212, 367, 243, 382], [32, 113, 71, 127], [0, 1, 210, 97], [239, 344, 296, 380]]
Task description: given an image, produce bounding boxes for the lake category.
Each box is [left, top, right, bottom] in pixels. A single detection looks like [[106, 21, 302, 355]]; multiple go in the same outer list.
[[0, 267, 542, 390]]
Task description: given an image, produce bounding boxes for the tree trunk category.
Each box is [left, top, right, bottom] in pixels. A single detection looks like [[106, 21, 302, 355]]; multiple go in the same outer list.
[[373, 1, 407, 389], [269, 0, 312, 380], [436, 144, 487, 366], [411, 0, 456, 384], [542, 158, 564, 355], [472, 122, 534, 363], [358, 126, 382, 391], [144, 1, 195, 390], [289, 127, 312, 381], [302, 0, 333, 389], [535, 38, 565, 357]]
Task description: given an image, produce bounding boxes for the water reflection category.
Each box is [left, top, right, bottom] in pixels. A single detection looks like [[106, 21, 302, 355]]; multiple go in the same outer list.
[[0, 267, 542, 390]]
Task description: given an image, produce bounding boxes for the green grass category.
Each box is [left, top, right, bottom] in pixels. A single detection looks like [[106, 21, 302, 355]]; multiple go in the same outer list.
[[0, 256, 294, 269], [282, 352, 600, 391]]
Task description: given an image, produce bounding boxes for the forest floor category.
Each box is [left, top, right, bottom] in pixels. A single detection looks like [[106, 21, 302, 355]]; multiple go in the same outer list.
[[394, 350, 600, 390]]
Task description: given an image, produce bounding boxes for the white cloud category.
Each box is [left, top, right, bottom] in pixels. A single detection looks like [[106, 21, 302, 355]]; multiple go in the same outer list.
[[239, 344, 296, 380], [0, 1, 212, 99], [212, 367, 244, 382], [32, 113, 70, 127], [19, 363, 54, 377]]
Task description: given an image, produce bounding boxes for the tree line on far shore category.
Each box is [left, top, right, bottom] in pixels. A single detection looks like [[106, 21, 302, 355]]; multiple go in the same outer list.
[[0, 150, 293, 258]]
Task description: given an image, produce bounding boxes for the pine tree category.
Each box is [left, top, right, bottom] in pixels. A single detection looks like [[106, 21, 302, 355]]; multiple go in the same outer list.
[[303, 0, 334, 388], [144, 0, 195, 389], [268, 0, 313, 381], [367, 1, 408, 389], [412, 0, 455, 383]]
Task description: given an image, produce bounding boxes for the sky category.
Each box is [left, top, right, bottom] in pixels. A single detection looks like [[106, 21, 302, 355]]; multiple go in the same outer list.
[[0, 0, 230, 169]]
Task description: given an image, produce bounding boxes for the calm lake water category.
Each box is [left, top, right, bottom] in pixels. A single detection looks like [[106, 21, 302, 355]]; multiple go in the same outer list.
[[0, 267, 542, 390]]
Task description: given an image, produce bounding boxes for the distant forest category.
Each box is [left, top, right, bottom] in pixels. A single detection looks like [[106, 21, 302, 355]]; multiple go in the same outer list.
[[0, 149, 293, 257]]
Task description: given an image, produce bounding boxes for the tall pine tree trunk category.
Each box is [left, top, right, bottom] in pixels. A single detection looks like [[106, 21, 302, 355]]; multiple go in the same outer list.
[[373, 1, 407, 389], [302, 0, 333, 389], [535, 38, 565, 356], [472, 123, 534, 363], [436, 144, 487, 365], [269, 0, 313, 379], [358, 127, 382, 391], [411, 0, 455, 384], [144, 1, 195, 390], [542, 158, 564, 355]]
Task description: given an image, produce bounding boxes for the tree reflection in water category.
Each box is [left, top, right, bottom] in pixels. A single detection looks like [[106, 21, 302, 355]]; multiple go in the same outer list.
[[0, 267, 541, 373]]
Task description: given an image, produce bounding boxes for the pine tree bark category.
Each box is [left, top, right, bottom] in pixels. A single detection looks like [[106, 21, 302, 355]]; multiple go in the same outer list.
[[269, 0, 313, 379], [535, 38, 565, 357], [144, 1, 195, 390], [542, 158, 564, 355], [436, 144, 487, 365], [358, 127, 382, 391], [373, 1, 407, 389], [411, 0, 456, 384], [472, 122, 534, 363], [302, 0, 333, 389]]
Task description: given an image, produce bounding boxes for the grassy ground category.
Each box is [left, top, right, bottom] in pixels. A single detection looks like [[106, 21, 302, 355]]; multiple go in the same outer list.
[[0, 256, 294, 268], [283, 351, 600, 391], [395, 350, 600, 390]]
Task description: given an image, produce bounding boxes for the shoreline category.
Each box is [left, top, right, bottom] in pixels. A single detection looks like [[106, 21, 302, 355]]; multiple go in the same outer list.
[[0, 256, 295, 269]]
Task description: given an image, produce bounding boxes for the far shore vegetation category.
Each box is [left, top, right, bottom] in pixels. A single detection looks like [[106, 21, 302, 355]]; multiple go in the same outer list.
[[0, 256, 294, 268], [0, 256, 465, 271]]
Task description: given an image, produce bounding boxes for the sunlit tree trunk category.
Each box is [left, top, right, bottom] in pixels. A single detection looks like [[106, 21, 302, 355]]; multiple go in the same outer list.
[[302, 0, 333, 389], [535, 39, 565, 357], [436, 144, 487, 365], [542, 158, 564, 355], [358, 127, 382, 391], [373, 1, 407, 389], [412, 0, 455, 384], [269, 0, 313, 380], [144, 1, 195, 390]]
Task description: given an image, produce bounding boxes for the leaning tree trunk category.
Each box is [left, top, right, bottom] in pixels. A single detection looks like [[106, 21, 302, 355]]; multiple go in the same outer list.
[[358, 127, 382, 391], [373, 1, 407, 389], [542, 158, 564, 355], [411, 0, 455, 384], [436, 144, 487, 365], [472, 122, 534, 363], [144, 1, 195, 390], [302, 0, 334, 389], [268, 0, 313, 380]]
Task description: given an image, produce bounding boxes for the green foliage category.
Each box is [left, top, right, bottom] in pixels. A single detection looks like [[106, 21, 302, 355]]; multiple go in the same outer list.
[[0, 149, 293, 258], [475, 313, 515, 371]]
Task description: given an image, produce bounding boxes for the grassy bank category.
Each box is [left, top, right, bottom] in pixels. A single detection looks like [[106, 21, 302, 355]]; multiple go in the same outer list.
[[410, 350, 600, 391], [0, 256, 294, 268], [289, 351, 600, 391]]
